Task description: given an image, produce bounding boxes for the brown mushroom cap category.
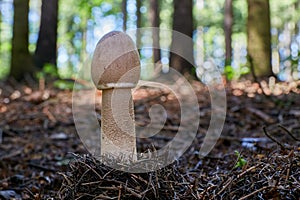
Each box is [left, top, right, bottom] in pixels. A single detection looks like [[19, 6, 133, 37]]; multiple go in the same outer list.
[[91, 31, 141, 89]]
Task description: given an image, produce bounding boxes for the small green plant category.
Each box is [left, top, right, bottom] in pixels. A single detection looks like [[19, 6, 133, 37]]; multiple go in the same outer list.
[[224, 65, 250, 80], [36, 63, 58, 80], [234, 150, 247, 169], [224, 65, 235, 80], [43, 63, 58, 77], [53, 79, 74, 90]]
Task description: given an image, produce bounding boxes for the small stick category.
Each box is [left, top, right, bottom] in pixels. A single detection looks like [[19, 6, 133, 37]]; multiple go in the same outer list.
[[217, 164, 261, 196], [278, 125, 300, 142], [216, 177, 233, 196], [246, 107, 275, 123], [263, 126, 286, 149], [238, 186, 271, 200]]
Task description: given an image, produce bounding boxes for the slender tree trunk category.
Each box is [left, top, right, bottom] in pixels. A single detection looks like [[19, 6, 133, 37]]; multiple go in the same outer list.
[[294, 1, 300, 45], [149, 0, 161, 63], [10, 0, 33, 80], [34, 0, 58, 69], [136, 0, 141, 49], [224, 0, 233, 66], [122, 0, 127, 31], [0, 3, 2, 52], [80, 18, 88, 79], [169, 0, 195, 77], [247, 0, 273, 79]]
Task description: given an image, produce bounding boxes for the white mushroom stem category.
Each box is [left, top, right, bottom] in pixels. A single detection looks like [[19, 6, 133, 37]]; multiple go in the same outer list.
[[100, 87, 137, 160], [91, 31, 140, 162]]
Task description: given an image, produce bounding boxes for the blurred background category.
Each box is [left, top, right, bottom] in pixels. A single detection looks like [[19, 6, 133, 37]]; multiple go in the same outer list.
[[0, 0, 299, 83]]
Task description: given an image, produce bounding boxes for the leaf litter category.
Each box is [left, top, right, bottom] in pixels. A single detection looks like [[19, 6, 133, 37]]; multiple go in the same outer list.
[[0, 79, 299, 199]]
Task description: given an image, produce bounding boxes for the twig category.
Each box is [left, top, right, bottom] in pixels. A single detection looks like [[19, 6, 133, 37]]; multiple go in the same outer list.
[[75, 168, 92, 188], [198, 184, 217, 199], [263, 126, 286, 149], [28, 162, 57, 172], [92, 194, 116, 200], [80, 180, 102, 186], [278, 125, 300, 142], [80, 183, 142, 198], [43, 107, 57, 123], [217, 164, 261, 197], [57, 172, 73, 186], [0, 148, 22, 160], [118, 184, 122, 200], [246, 107, 275, 123], [238, 186, 271, 200], [77, 160, 103, 180], [285, 163, 291, 183], [24, 187, 35, 199], [237, 164, 260, 179], [216, 177, 233, 196], [124, 186, 142, 198]]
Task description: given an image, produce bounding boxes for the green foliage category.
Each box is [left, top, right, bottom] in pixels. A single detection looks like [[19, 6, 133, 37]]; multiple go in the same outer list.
[[160, 0, 173, 29], [194, 0, 247, 33], [57, 0, 123, 77], [195, 0, 224, 28], [224, 65, 234, 80], [1, 0, 299, 81], [232, 0, 247, 33], [224, 65, 250, 80], [285, 51, 300, 71], [0, 64, 9, 79], [53, 79, 74, 90], [234, 150, 247, 169], [36, 64, 58, 80], [270, 0, 300, 29], [43, 64, 58, 77]]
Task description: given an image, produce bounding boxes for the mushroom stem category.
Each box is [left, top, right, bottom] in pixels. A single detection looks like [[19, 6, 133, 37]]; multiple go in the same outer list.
[[101, 88, 137, 161], [91, 31, 140, 162]]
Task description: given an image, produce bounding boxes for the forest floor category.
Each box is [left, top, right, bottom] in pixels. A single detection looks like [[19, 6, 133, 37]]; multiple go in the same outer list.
[[0, 79, 299, 200]]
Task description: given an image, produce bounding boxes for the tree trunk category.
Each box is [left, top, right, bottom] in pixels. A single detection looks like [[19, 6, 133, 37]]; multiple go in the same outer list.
[[136, 0, 141, 49], [80, 17, 89, 79], [169, 0, 195, 77], [10, 0, 33, 80], [247, 0, 273, 79], [34, 0, 58, 69], [122, 0, 127, 31], [0, 3, 2, 52], [149, 0, 161, 63], [224, 0, 233, 66], [292, 1, 299, 35]]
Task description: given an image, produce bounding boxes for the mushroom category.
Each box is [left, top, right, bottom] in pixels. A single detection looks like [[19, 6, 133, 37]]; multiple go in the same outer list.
[[91, 31, 140, 161]]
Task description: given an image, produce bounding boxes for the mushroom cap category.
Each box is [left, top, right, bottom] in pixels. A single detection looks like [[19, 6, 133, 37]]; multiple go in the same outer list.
[[91, 31, 141, 89]]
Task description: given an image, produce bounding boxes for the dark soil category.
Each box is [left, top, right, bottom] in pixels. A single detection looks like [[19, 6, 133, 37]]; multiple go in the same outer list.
[[0, 79, 299, 199]]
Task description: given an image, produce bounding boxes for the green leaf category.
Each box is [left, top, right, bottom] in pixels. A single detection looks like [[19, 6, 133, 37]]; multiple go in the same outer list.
[[234, 150, 247, 169], [224, 65, 234, 80], [53, 80, 74, 90]]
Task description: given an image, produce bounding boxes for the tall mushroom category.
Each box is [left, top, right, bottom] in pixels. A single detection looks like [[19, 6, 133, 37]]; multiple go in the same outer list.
[[91, 31, 140, 161]]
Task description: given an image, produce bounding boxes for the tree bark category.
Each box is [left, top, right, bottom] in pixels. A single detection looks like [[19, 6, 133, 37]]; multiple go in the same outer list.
[[294, 1, 300, 39], [0, 3, 2, 52], [224, 0, 233, 66], [34, 0, 58, 69], [247, 0, 273, 79], [10, 0, 33, 80], [122, 0, 127, 31], [149, 0, 161, 63], [136, 0, 141, 49], [169, 0, 195, 77]]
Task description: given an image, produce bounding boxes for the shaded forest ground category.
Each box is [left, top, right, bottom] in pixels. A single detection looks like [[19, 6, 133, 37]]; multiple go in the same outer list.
[[0, 79, 299, 199]]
